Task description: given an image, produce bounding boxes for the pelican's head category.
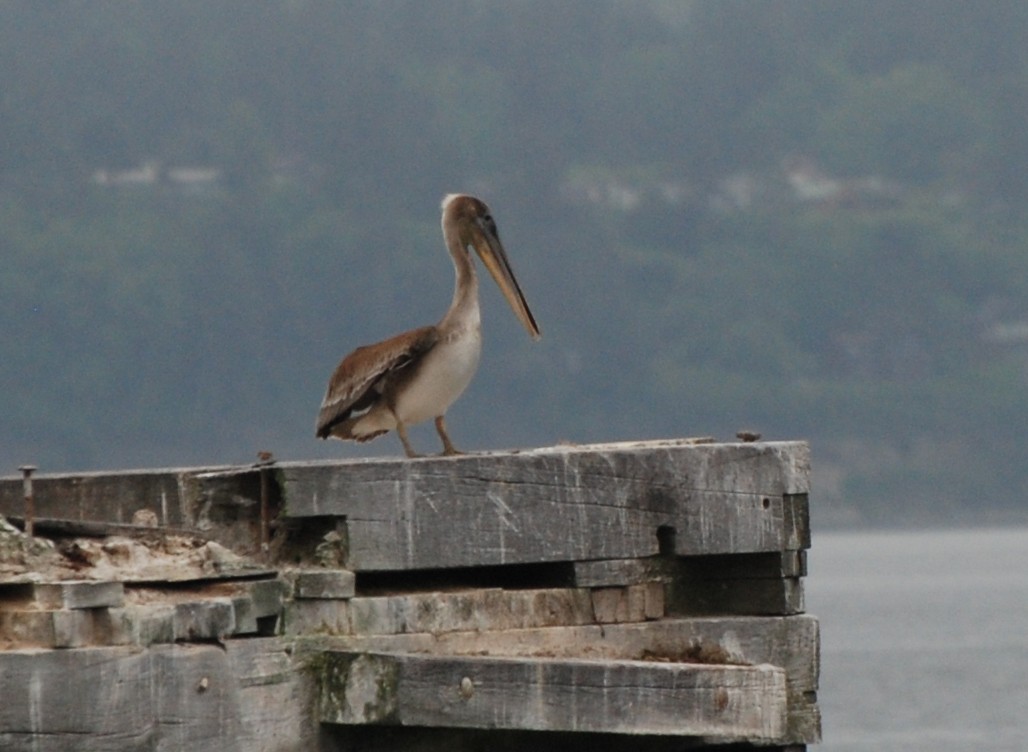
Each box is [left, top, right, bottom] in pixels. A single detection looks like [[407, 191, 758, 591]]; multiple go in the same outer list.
[[442, 194, 541, 340]]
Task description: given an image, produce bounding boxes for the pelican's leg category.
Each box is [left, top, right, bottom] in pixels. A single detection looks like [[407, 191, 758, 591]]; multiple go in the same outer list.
[[395, 421, 420, 458], [435, 416, 463, 456]]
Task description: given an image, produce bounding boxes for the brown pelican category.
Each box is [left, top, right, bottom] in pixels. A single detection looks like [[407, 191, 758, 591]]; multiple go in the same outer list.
[[315, 194, 540, 457]]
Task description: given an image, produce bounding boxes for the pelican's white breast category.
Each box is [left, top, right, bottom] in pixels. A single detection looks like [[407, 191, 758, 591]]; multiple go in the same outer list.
[[394, 325, 482, 425]]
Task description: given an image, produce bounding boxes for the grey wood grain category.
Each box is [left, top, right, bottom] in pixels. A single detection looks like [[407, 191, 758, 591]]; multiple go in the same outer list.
[[278, 441, 810, 570], [317, 651, 788, 740]]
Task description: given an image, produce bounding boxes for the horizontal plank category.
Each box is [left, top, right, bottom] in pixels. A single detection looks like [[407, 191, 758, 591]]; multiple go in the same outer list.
[[0, 609, 97, 649], [278, 441, 810, 570], [33, 581, 125, 610], [225, 638, 320, 750], [303, 614, 820, 745], [317, 651, 787, 740], [0, 578, 288, 649], [0, 441, 809, 572], [283, 587, 608, 637], [0, 644, 244, 748], [0, 640, 316, 751], [349, 587, 596, 636], [0, 466, 223, 528], [286, 575, 800, 637], [301, 614, 819, 696], [284, 599, 352, 636], [572, 550, 807, 588], [0, 464, 270, 557], [292, 570, 356, 599], [572, 557, 667, 587], [590, 583, 664, 623], [2, 517, 203, 539]]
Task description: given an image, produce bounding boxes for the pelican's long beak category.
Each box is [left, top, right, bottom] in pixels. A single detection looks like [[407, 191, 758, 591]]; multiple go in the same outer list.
[[472, 220, 541, 340]]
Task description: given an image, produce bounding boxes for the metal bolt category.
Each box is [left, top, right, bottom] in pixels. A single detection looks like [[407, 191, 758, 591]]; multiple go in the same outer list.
[[18, 465, 37, 538]]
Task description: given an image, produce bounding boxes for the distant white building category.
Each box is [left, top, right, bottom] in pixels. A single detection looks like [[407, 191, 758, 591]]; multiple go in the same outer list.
[[91, 160, 160, 187], [91, 160, 222, 192]]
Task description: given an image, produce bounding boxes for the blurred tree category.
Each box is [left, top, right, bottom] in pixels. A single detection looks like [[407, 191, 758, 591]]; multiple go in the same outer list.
[[1, 1, 1028, 522], [812, 64, 991, 183]]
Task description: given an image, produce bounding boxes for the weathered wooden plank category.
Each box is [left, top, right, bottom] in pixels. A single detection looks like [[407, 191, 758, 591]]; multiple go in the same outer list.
[[33, 581, 125, 610], [286, 440, 809, 511], [783, 493, 812, 551], [0, 442, 810, 570], [0, 610, 63, 648], [572, 550, 808, 591], [225, 638, 319, 752], [301, 615, 819, 696], [0, 644, 246, 751], [0, 466, 220, 528], [572, 557, 668, 587], [0, 439, 820, 750], [278, 441, 810, 570], [0, 607, 130, 649], [149, 645, 247, 749], [292, 569, 356, 599], [247, 578, 290, 618], [285, 599, 351, 636], [317, 651, 787, 740], [302, 614, 820, 745], [574, 552, 810, 616], [26, 579, 287, 649], [590, 583, 664, 623], [347, 587, 596, 636], [1, 517, 202, 539], [669, 493, 810, 559], [285, 583, 665, 639], [0, 640, 320, 752], [0, 647, 156, 750], [100, 573, 270, 641], [111, 604, 177, 646], [173, 598, 236, 641], [0, 465, 269, 555]]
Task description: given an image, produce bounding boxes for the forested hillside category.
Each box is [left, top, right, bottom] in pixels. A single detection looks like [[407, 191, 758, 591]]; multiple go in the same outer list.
[[3, 1, 1028, 525]]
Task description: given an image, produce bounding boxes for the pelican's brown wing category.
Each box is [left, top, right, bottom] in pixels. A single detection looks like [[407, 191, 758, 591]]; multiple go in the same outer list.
[[315, 325, 439, 438]]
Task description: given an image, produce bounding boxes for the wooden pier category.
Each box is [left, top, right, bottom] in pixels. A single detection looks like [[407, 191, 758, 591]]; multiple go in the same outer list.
[[0, 439, 819, 751]]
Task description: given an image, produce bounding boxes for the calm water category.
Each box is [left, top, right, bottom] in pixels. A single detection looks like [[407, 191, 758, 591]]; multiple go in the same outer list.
[[807, 527, 1028, 751]]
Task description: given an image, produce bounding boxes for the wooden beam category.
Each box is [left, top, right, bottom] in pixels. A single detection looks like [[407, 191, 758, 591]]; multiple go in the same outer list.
[[0, 464, 285, 559], [0, 466, 221, 528], [316, 651, 787, 740], [0, 440, 821, 749], [301, 614, 820, 746], [347, 587, 596, 636], [277, 441, 810, 571], [0, 441, 809, 570], [300, 615, 819, 698], [572, 551, 807, 588], [292, 570, 356, 599], [32, 581, 125, 610], [0, 645, 245, 748]]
